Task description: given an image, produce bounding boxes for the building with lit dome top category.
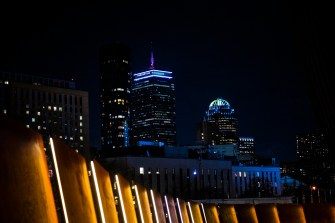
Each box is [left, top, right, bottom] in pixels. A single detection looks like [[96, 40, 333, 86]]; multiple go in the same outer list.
[[198, 98, 238, 146]]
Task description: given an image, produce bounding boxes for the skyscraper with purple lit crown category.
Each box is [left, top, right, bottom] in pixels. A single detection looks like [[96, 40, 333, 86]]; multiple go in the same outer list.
[[131, 50, 176, 146]]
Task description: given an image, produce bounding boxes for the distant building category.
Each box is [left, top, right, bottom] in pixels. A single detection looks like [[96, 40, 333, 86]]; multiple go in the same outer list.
[[232, 165, 281, 197], [239, 137, 255, 155], [238, 137, 256, 165], [106, 156, 281, 200], [131, 50, 176, 146], [296, 130, 328, 161], [107, 156, 232, 200], [197, 98, 238, 146], [0, 71, 89, 154], [99, 43, 131, 149], [296, 130, 335, 186]]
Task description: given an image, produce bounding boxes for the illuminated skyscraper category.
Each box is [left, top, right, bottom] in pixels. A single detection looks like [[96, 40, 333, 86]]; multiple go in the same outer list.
[[99, 43, 131, 149], [131, 51, 176, 146], [198, 98, 238, 146]]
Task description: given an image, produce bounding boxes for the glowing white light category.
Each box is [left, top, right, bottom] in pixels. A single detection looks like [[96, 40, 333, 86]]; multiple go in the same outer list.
[[90, 161, 106, 223], [134, 186, 144, 223], [176, 198, 184, 223], [50, 138, 69, 223], [133, 69, 172, 77], [200, 203, 207, 223], [164, 196, 172, 223], [115, 175, 127, 223], [134, 75, 172, 82], [187, 202, 195, 223], [150, 190, 159, 223]]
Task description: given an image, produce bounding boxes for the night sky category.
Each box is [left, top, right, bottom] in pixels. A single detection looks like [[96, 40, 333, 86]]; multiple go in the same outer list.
[[1, 2, 321, 161]]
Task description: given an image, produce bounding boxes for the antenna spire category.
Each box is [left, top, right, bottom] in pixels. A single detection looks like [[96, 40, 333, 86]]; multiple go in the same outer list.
[[149, 42, 155, 70]]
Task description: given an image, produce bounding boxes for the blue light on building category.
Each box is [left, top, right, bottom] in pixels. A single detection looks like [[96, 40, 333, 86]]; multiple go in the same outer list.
[[131, 51, 176, 146], [198, 98, 239, 146]]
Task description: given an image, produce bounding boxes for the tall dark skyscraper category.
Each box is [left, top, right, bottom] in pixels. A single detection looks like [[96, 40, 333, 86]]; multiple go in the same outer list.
[[198, 98, 238, 146], [131, 51, 176, 146], [99, 43, 131, 149]]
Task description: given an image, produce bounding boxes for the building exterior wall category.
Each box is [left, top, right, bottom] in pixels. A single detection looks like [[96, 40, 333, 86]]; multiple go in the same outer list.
[[296, 131, 328, 161], [107, 157, 233, 200], [1, 73, 89, 154], [99, 43, 131, 149], [232, 166, 281, 198], [131, 69, 176, 146], [239, 137, 255, 155], [198, 98, 238, 146]]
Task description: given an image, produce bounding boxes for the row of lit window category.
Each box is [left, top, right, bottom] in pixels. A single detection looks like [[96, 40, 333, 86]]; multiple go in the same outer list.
[[24, 104, 83, 114], [139, 167, 231, 176], [15, 88, 84, 105]]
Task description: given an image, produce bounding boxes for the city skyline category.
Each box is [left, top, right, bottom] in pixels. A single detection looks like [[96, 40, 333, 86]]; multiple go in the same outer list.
[[2, 2, 332, 162]]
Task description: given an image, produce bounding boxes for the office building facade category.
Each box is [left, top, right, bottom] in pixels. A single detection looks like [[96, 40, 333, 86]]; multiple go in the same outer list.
[[238, 137, 256, 165], [106, 156, 281, 199], [131, 53, 176, 146], [296, 130, 335, 186], [198, 98, 238, 146], [296, 131, 328, 161], [0, 71, 89, 153], [108, 156, 232, 199], [99, 43, 131, 149], [238, 137, 255, 155]]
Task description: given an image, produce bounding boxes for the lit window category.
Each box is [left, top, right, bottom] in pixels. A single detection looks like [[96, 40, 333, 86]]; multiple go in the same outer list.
[[80, 136, 83, 141], [4, 81, 9, 85], [32, 118, 35, 122], [139, 167, 144, 174], [80, 122, 82, 127], [48, 106, 51, 110], [239, 171, 242, 177], [26, 125, 29, 128], [59, 107, 62, 111], [38, 126, 41, 130], [3, 109, 6, 114], [37, 112, 40, 116], [79, 115, 82, 120], [70, 137, 73, 140], [26, 110, 29, 114], [53, 106, 57, 111]]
